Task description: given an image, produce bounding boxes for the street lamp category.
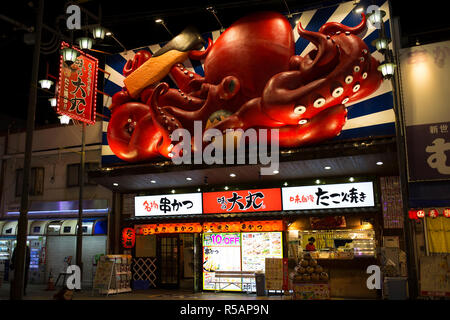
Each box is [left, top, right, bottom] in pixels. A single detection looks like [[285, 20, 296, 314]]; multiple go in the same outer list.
[[58, 115, 71, 125], [378, 61, 396, 80], [77, 37, 93, 50], [371, 37, 391, 53], [48, 97, 56, 107], [61, 47, 79, 65], [92, 25, 106, 39], [38, 79, 53, 89], [367, 9, 386, 27]]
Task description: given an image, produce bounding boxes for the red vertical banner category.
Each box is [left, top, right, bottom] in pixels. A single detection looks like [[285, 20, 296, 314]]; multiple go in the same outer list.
[[282, 258, 289, 291], [56, 42, 98, 124]]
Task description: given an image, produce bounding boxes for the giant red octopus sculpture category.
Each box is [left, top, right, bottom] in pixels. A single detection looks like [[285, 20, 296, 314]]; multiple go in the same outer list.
[[107, 11, 383, 162]]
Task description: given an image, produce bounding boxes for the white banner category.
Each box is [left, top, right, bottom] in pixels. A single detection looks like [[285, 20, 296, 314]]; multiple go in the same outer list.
[[135, 193, 203, 216], [282, 182, 375, 210]]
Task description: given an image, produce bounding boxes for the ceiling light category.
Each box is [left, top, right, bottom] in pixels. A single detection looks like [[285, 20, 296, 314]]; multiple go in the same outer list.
[[92, 26, 106, 39], [77, 37, 93, 50], [48, 97, 57, 107], [315, 179, 321, 184], [197, 188, 201, 192], [155, 18, 163, 24], [273, 170, 279, 174], [224, 186, 229, 190], [39, 79, 53, 89], [61, 47, 79, 65], [324, 166, 331, 170], [186, 177, 192, 181], [58, 115, 71, 125], [106, 31, 112, 36], [171, 189, 176, 194], [150, 180, 156, 184], [113, 183, 119, 187], [229, 173, 236, 177], [354, 6, 364, 14], [284, 182, 288, 186], [349, 177, 355, 182], [376, 161, 383, 166]]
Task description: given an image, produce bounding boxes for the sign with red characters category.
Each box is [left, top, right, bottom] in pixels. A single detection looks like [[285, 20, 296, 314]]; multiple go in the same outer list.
[[121, 227, 136, 249], [202, 188, 282, 214], [56, 42, 98, 125]]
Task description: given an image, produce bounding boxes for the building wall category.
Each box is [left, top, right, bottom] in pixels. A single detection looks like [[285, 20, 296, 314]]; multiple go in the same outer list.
[[0, 122, 112, 217]]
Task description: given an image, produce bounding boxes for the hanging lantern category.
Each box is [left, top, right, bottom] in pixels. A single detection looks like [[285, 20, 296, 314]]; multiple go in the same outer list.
[[378, 62, 396, 80], [371, 37, 391, 53], [92, 26, 106, 39], [408, 210, 418, 220], [367, 9, 386, 26], [121, 227, 136, 249], [39, 79, 54, 89], [429, 209, 439, 218], [48, 97, 57, 107], [443, 208, 450, 218], [58, 115, 71, 125], [61, 47, 79, 65], [416, 210, 425, 218], [77, 37, 93, 50]]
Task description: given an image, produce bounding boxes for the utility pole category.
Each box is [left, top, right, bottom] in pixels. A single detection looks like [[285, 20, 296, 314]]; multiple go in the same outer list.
[[76, 123, 86, 279], [11, 0, 44, 300]]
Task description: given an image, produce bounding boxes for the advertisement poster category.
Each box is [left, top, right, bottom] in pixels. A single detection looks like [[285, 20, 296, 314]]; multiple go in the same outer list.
[[241, 232, 283, 272], [202, 233, 242, 291]]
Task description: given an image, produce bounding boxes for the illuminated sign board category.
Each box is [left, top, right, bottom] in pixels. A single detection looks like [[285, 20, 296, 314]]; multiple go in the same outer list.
[[135, 193, 202, 216], [282, 182, 375, 210], [202, 188, 282, 214]]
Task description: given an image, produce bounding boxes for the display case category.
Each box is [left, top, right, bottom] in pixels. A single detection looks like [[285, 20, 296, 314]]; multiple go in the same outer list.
[[0, 240, 12, 261], [297, 229, 376, 259]]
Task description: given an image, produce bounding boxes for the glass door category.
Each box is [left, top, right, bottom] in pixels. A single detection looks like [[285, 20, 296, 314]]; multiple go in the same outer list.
[[157, 235, 180, 288]]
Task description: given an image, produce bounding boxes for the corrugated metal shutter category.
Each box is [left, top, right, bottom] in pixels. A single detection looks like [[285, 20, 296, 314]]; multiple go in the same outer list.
[[46, 236, 106, 287]]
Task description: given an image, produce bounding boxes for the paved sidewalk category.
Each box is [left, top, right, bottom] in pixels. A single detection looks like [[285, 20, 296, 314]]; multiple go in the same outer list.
[[0, 283, 290, 300]]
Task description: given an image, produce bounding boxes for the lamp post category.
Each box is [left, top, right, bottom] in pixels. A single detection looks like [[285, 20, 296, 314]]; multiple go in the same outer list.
[[11, 0, 44, 300]]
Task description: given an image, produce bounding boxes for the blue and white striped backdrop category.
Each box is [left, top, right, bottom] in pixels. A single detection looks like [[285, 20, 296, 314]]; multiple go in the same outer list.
[[101, 0, 395, 166]]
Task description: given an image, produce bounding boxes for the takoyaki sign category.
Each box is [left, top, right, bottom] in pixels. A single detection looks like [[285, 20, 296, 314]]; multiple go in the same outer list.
[[282, 182, 375, 210]]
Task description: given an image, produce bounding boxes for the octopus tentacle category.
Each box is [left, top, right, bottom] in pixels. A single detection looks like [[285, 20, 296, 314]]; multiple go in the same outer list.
[[189, 38, 213, 60], [319, 13, 367, 36]]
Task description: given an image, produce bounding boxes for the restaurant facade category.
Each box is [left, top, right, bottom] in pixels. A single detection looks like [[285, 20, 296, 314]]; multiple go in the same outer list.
[[88, 0, 413, 299]]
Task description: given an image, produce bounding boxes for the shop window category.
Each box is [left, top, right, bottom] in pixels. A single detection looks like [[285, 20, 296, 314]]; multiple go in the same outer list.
[[15, 167, 45, 197], [67, 162, 100, 187]]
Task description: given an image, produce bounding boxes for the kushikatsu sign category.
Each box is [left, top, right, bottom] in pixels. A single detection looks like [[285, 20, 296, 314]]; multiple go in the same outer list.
[[202, 188, 282, 214], [134, 192, 203, 216], [282, 182, 375, 210]]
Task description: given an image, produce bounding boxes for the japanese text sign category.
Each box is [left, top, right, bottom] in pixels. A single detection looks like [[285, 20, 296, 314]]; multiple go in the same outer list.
[[282, 182, 375, 210], [202, 188, 282, 214], [135, 223, 202, 235], [57, 42, 98, 124], [202, 220, 284, 233], [135, 193, 202, 216], [121, 227, 135, 248]]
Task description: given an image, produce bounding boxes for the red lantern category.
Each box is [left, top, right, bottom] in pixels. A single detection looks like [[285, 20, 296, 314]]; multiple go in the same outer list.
[[121, 227, 136, 249], [444, 208, 450, 218], [416, 210, 425, 218], [408, 210, 418, 220], [429, 209, 439, 218]]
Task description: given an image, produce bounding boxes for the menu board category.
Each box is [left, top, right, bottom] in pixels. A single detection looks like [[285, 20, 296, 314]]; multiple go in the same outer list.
[[203, 233, 242, 291], [241, 232, 283, 272]]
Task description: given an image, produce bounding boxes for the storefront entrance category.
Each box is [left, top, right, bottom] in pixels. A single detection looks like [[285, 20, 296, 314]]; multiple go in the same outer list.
[[157, 235, 180, 288]]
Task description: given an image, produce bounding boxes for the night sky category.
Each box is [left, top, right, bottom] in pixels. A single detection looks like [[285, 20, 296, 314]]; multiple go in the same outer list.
[[0, 0, 448, 133]]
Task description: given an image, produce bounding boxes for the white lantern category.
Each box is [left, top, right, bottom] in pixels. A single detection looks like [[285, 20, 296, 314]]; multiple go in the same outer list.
[[371, 37, 391, 53], [77, 37, 93, 50], [61, 47, 79, 65], [377, 62, 396, 79], [92, 26, 106, 39], [58, 115, 71, 125], [39, 79, 53, 89], [48, 97, 57, 107], [367, 9, 386, 26]]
